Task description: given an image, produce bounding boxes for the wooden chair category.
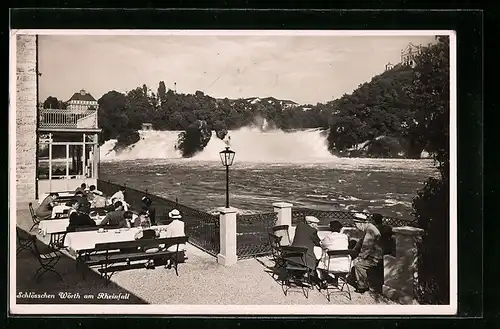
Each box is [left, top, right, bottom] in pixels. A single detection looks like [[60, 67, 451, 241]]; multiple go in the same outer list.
[[268, 233, 286, 278], [280, 246, 312, 298], [16, 227, 36, 256], [32, 238, 64, 283], [28, 202, 41, 232], [322, 249, 354, 301], [49, 232, 68, 251], [272, 225, 291, 246]]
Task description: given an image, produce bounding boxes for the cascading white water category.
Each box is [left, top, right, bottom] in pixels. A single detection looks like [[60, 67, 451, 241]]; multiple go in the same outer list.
[[100, 130, 183, 161], [100, 127, 337, 162]]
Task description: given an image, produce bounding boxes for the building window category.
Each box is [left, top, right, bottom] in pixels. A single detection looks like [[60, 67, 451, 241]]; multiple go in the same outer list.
[[37, 132, 99, 180]]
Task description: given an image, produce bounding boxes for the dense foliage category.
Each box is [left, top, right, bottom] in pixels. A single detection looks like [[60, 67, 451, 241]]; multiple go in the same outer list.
[[410, 36, 450, 304], [89, 64, 433, 158], [43, 96, 67, 109], [175, 120, 212, 158]]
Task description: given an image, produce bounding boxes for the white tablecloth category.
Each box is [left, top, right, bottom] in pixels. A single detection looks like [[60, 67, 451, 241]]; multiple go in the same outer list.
[[39, 192, 75, 204], [39, 217, 105, 236], [64, 225, 171, 253], [52, 205, 71, 219]]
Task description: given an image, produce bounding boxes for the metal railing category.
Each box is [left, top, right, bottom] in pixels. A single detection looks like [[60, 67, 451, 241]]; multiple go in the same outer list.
[[291, 207, 418, 228], [38, 108, 98, 129], [236, 212, 277, 259], [97, 179, 220, 257]]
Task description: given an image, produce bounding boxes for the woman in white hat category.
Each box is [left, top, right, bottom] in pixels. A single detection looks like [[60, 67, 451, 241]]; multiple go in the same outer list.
[[159, 209, 186, 269]]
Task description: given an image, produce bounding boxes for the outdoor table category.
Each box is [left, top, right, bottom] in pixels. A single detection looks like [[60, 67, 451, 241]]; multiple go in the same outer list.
[[64, 225, 171, 254], [39, 216, 106, 236], [51, 205, 72, 219]]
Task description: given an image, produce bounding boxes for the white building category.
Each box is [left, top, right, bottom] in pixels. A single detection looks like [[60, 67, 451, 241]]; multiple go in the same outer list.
[[400, 43, 423, 68], [66, 89, 98, 111]]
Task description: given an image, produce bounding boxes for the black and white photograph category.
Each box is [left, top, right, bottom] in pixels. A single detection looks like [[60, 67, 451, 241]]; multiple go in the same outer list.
[[10, 30, 456, 315]]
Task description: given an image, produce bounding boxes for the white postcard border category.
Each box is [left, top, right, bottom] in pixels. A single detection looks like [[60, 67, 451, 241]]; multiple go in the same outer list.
[[9, 29, 458, 316]]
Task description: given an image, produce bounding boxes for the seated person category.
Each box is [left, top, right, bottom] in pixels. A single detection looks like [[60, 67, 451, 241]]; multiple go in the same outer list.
[[98, 201, 130, 229], [141, 196, 156, 225], [88, 185, 103, 196], [109, 187, 129, 210], [86, 185, 103, 206], [133, 211, 151, 228], [346, 213, 384, 294], [67, 202, 96, 232], [74, 190, 91, 207], [145, 209, 186, 269], [35, 193, 59, 220], [372, 213, 395, 256], [74, 183, 87, 194], [316, 220, 350, 288], [287, 216, 321, 273]]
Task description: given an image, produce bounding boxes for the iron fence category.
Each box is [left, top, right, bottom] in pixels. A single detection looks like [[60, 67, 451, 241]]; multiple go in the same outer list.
[[97, 179, 220, 257], [236, 212, 277, 259], [291, 207, 418, 228]]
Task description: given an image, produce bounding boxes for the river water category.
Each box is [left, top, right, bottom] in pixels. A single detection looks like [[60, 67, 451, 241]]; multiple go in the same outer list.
[[99, 129, 438, 221]]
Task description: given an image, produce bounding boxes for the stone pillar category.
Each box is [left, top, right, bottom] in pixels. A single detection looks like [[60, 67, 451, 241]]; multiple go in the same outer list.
[[383, 226, 424, 304], [273, 202, 293, 242], [15, 34, 37, 203], [217, 207, 238, 266]]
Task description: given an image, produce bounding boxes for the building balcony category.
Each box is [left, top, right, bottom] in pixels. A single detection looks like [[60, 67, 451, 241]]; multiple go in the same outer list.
[[38, 108, 99, 130]]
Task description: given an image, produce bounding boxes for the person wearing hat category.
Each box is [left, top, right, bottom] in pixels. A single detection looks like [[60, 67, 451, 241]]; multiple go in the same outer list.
[[372, 213, 395, 256], [347, 213, 384, 293], [287, 215, 322, 274], [66, 202, 97, 232], [141, 196, 157, 225], [156, 209, 186, 269]]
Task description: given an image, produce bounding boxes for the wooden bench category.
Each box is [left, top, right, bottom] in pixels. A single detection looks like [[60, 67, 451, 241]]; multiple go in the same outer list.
[[85, 236, 189, 285]]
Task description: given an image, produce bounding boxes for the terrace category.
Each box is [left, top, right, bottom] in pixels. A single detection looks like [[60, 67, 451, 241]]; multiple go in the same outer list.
[[38, 107, 98, 130], [15, 198, 397, 307]]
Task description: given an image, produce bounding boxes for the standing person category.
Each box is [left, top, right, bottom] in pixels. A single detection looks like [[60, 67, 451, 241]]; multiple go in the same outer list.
[[372, 213, 395, 256], [287, 216, 322, 273], [35, 193, 59, 220], [316, 220, 350, 288], [109, 186, 130, 211], [141, 196, 156, 225], [347, 213, 383, 293]]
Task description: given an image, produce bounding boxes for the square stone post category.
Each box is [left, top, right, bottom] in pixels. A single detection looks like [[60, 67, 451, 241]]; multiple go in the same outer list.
[[273, 202, 293, 243], [217, 207, 238, 266], [383, 226, 424, 304]]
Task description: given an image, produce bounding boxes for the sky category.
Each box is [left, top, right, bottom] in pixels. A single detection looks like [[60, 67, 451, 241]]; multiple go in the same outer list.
[[39, 33, 436, 105]]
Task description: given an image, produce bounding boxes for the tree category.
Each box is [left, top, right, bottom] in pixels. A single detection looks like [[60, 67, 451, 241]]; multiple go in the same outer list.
[[410, 36, 450, 304], [157, 81, 167, 104], [97, 91, 130, 143], [43, 96, 63, 109]]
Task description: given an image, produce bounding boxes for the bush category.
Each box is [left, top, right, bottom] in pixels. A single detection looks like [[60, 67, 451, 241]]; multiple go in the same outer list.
[[412, 176, 449, 304]]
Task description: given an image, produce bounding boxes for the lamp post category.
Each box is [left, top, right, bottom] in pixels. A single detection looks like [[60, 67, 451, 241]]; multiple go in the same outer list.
[[219, 146, 236, 208]]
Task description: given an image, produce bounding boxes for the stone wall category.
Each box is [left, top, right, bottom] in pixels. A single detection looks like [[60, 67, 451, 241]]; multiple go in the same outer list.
[[15, 35, 37, 202]]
